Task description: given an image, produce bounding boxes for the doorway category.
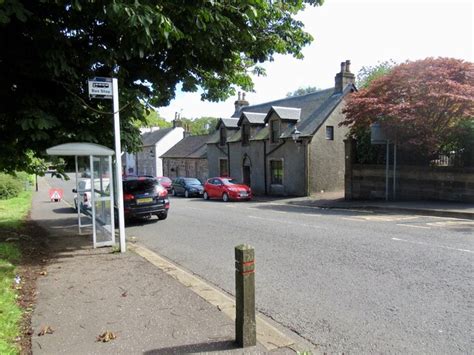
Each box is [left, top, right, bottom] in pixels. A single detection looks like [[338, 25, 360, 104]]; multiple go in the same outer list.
[[242, 155, 251, 186]]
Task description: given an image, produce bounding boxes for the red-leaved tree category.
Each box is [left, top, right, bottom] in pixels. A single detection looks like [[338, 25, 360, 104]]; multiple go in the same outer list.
[[342, 58, 474, 161]]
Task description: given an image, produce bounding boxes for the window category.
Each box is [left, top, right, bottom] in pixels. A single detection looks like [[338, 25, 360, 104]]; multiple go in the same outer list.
[[242, 123, 250, 146], [219, 126, 226, 146], [326, 126, 334, 140], [270, 120, 280, 144], [270, 160, 283, 185], [219, 159, 228, 177]]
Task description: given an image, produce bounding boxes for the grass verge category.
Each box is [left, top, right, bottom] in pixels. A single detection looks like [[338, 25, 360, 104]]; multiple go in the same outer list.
[[0, 191, 33, 354]]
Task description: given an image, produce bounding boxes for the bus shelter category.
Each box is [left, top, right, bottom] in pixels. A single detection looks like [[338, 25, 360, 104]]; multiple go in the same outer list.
[[46, 143, 116, 248]]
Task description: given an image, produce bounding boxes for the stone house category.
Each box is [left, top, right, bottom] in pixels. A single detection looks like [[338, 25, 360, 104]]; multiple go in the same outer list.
[[161, 134, 210, 182], [131, 126, 185, 177], [207, 60, 356, 196]]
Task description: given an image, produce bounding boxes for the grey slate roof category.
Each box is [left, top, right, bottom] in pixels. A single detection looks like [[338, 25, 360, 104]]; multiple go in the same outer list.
[[141, 127, 174, 146], [265, 106, 301, 122], [237, 112, 267, 126], [216, 118, 239, 129], [160, 134, 209, 159], [231, 84, 356, 140]]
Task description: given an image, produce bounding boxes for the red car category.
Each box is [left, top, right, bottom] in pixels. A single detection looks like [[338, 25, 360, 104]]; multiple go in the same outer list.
[[157, 176, 172, 192], [203, 177, 252, 202]]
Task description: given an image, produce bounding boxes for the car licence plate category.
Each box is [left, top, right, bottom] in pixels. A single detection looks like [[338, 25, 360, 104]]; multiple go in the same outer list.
[[136, 197, 153, 204], [240, 192, 248, 197]]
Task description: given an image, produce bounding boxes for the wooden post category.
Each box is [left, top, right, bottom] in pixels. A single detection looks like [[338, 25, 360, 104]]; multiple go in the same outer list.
[[235, 244, 256, 347]]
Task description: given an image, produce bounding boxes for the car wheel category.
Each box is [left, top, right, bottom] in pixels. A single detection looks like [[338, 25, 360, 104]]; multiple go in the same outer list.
[[203, 191, 209, 200], [184, 190, 189, 198], [222, 192, 229, 202], [172, 189, 176, 196], [157, 212, 168, 220]]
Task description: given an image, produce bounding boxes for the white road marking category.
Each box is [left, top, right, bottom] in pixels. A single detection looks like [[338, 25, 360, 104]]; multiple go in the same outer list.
[[391, 237, 473, 254], [427, 220, 474, 228], [342, 217, 366, 222], [248, 215, 321, 229], [396, 224, 431, 229]]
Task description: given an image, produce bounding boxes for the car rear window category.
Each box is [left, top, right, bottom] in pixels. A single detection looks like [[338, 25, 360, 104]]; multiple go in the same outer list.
[[184, 178, 201, 184], [124, 179, 157, 193], [158, 177, 172, 184]]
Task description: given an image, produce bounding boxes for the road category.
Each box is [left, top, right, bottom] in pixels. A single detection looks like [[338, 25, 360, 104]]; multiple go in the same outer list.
[[46, 175, 473, 354]]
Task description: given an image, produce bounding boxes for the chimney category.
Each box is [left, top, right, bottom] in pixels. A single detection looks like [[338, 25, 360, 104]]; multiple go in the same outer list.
[[232, 91, 249, 117], [334, 59, 355, 93]]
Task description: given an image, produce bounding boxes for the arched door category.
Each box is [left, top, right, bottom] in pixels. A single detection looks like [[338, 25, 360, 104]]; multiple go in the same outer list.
[[242, 155, 251, 186]]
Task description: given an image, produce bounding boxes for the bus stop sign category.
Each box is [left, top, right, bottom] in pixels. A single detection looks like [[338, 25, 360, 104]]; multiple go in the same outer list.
[[88, 77, 113, 99]]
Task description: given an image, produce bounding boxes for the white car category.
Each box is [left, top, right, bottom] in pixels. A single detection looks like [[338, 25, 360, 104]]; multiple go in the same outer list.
[[73, 178, 110, 211]]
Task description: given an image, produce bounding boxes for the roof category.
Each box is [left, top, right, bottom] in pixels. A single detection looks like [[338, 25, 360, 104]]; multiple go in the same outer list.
[[141, 127, 174, 146], [232, 88, 334, 119], [46, 143, 115, 156], [227, 130, 242, 143], [231, 84, 356, 141], [160, 134, 209, 159], [237, 112, 267, 126], [206, 130, 220, 144], [264, 106, 301, 123], [289, 84, 355, 138], [216, 118, 239, 129]]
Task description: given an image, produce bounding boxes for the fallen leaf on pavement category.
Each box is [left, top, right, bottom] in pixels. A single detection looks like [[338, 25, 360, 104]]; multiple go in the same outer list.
[[96, 331, 116, 342], [38, 325, 55, 336], [121, 291, 127, 297], [39, 271, 48, 276]]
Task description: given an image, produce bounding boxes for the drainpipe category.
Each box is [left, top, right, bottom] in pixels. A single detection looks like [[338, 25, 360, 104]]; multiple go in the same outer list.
[[263, 141, 267, 195], [305, 139, 311, 196], [227, 142, 231, 176]]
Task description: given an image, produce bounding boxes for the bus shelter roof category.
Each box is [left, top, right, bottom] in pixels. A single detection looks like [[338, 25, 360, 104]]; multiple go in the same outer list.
[[46, 143, 115, 156]]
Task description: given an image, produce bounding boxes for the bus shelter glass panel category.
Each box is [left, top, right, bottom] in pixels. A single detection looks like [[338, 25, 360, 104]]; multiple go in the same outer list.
[[91, 156, 115, 248]]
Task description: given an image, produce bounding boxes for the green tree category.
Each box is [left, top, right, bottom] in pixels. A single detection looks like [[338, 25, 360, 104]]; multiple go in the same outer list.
[[0, 0, 323, 173], [180, 117, 218, 135], [139, 110, 172, 129], [286, 86, 319, 97], [356, 60, 395, 88]]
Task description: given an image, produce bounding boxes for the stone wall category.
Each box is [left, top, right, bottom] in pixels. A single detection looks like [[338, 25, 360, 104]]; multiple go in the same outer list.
[[344, 140, 474, 202], [163, 158, 209, 183]]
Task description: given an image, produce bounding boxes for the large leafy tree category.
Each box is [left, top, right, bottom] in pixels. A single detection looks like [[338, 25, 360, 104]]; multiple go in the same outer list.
[[342, 57, 474, 162], [0, 0, 322, 173]]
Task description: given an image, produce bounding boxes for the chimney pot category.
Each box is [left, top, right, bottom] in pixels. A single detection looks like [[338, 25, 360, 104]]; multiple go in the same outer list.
[[345, 60, 351, 72], [238, 91, 241, 100], [340, 62, 346, 73]]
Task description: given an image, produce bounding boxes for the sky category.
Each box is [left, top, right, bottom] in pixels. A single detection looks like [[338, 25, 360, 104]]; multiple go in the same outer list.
[[157, 0, 474, 121]]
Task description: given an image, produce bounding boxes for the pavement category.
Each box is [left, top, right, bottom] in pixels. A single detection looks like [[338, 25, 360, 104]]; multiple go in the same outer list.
[[29, 178, 473, 354]]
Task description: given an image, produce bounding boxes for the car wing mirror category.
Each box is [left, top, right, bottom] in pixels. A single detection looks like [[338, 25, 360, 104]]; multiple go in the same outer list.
[[72, 188, 77, 193]]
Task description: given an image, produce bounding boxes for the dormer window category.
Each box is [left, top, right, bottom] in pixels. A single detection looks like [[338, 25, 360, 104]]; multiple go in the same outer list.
[[242, 123, 250, 146], [270, 120, 280, 144], [219, 126, 226, 146]]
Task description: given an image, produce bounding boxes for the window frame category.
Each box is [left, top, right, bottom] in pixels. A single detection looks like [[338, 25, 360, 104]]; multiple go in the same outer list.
[[270, 119, 280, 144], [219, 126, 226, 146], [219, 158, 229, 177], [325, 125, 334, 140], [269, 159, 283, 185]]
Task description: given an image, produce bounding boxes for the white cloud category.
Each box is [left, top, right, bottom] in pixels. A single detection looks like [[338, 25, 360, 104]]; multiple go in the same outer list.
[[158, 0, 473, 120]]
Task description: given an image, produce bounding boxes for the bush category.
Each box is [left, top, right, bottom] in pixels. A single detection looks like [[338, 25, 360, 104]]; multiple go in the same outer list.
[[0, 174, 23, 200]]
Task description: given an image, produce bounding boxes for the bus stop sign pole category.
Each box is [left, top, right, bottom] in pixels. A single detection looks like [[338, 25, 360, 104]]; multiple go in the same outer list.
[[112, 78, 126, 252]]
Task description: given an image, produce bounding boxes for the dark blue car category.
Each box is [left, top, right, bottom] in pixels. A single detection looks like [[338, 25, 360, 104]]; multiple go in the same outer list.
[[171, 177, 204, 198]]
